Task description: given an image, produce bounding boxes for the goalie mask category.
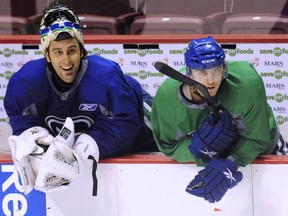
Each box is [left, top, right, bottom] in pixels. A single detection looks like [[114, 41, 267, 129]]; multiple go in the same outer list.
[[184, 36, 228, 79], [39, 5, 84, 54]]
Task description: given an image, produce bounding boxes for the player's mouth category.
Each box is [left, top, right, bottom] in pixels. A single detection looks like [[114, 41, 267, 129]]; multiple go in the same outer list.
[[206, 86, 215, 90], [61, 65, 73, 72]]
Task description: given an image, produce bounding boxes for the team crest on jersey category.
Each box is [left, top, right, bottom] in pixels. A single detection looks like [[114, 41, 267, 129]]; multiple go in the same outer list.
[[79, 104, 98, 111], [45, 116, 94, 135]]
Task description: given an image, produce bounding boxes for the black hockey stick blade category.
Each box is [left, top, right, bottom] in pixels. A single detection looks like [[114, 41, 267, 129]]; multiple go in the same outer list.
[[154, 61, 219, 118]]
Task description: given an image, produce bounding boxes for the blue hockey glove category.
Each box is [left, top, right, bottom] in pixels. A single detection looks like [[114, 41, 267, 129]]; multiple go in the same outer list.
[[185, 159, 243, 203], [189, 107, 237, 162]]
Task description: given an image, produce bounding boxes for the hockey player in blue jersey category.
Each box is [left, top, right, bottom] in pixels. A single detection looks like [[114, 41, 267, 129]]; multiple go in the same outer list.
[[4, 5, 156, 195]]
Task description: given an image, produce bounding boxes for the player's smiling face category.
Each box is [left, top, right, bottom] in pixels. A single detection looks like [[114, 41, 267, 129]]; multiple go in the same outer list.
[[46, 38, 82, 83]]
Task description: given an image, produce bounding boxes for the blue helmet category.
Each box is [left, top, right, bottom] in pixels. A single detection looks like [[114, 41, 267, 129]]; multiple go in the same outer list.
[[184, 36, 227, 78]]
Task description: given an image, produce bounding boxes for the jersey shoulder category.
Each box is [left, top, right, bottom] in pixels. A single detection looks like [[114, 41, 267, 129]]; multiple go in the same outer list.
[[11, 58, 47, 81]]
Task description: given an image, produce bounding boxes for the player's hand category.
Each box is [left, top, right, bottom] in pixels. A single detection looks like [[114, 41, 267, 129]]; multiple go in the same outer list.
[[185, 159, 242, 203], [7, 126, 52, 194], [189, 107, 237, 162]]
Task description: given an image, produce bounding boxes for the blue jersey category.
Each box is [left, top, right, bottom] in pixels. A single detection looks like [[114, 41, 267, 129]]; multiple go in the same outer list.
[[4, 55, 153, 158]]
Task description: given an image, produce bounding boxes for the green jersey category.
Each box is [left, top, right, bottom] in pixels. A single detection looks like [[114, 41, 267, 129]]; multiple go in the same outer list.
[[151, 61, 277, 167]]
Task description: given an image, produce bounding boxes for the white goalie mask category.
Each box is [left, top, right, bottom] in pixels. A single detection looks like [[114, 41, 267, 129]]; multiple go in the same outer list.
[[39, 5, 84, 53]]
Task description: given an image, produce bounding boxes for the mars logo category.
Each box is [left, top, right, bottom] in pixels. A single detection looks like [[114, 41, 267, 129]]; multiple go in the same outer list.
[[0, 62, 13, 68], [131, 61, 147, 67], [45, 116, 94, 135], [264, 61, 284, 67], [272, 107, 286, 113], [265, 83, 285, 90], [173, 61, 185, 67]]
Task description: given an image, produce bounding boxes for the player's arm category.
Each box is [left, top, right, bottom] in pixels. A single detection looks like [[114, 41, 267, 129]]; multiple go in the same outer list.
[[4, 76, 47, 135], [151, 82, 198, 163], [227, 64, 274, 167], [86, 66, 144, 158]]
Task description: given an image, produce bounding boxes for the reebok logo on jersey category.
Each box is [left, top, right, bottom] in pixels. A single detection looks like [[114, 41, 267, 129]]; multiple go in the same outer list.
[[79, 104, 98, 111]]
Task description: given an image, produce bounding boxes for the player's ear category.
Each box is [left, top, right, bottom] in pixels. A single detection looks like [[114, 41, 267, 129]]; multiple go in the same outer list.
[[45, 52, 51, 63]]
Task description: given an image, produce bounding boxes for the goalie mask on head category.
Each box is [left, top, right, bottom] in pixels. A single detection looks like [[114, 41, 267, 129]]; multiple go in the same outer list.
[[39, 4, 86, 55], [184, 36, 228, 79]]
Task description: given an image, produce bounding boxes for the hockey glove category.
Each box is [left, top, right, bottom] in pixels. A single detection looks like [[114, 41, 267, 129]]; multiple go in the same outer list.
[[189, 107, 237, 162], [185, 159, 243, 203], [7, 126, 53, 194]]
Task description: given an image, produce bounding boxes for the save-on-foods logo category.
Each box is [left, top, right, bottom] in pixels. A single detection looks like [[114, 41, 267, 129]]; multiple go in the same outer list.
[[169, 48, 187, 54], [260, 47, 288, 57], [275, 115, 288, 125], [88, 48, 118, 55], [266, 93, 288, 102], [261, 70, 288, 79], [0, 48, 28, 57], [124, 49, 163, 57], [125, 70, 164, 79], [0, 71, 13, 80], [224, 48, 253, 57]]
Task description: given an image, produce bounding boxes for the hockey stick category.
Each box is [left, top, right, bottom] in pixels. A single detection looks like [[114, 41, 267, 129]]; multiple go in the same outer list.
[[154, 62, 219, 120]]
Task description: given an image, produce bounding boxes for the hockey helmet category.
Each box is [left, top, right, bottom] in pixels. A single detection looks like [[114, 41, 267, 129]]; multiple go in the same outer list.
[[39, 5, 84, 53], [184, 36, 227, 78]]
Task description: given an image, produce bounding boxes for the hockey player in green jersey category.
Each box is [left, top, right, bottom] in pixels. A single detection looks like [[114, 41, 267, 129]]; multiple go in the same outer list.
[[151, 36, 288, 203]]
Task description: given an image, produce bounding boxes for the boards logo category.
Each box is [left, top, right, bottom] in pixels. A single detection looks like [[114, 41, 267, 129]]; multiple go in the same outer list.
[[90, 48, 118, 55], [224, 48, 253, 57], [0, 71, 13, 80], [153, 82, 162, 89], [266, 93, 288, 103], [138, 70, 164, 80], [272, 107, 286, 113], [264, 61, 284, 67], [1, 48, 28, 58], [0, 164, 46, 216], [131, 61, 147, 67], [275, 115, 288, 125], [260, 47, 288, 56], [265, 83, 285, 89]]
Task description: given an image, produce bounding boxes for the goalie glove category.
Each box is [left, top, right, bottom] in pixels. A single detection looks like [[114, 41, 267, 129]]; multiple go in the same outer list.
[[189, 107, 237, 162], [185, 159, 243, 203], [34, 117, 76, 193], [7, 126, 53, 195], [35, 117, 99, 196], [73, 134, 99, 196]]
